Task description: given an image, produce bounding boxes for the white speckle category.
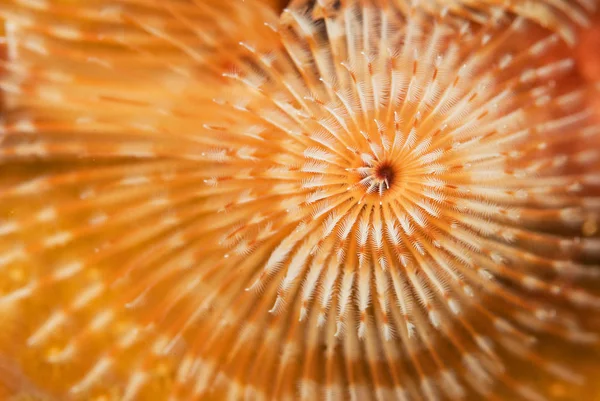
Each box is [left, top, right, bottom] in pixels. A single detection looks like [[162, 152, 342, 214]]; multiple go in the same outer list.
[[122, 370, 148, 401], [0, 282, 37, 306], [0, 247, 27, 267], [478, 269, 494, 280], [99, 5, 122, 17], [161, 216, 180, 226], [129, 122, 158, 133], [70, 356, 112, 394], [521, 275, 539, 290], [440, 370, 465, 399], [44, 231, 73, 248], [462, 353, 491, 384], [71, 282, 104, 310], [89, 309, 115, 331], [117, 326, 141, 349], [15, 142, 48, 156], [27, 310, 67, 347], [519, 69, 536, 83], [0, 221, 20, 236], [24, 37, 49, 55], [45, 70, 73, 83], [75, 116, 95, 125], [53, 261, 84, 281], [559, 208, 584, 224], [15, 0, 48, 9], [120, 175, 150, 186], [50, 25, 82, 40], [37, 207, 57, 222], [516, 385, 546, 401], [150, 196, 170, 207], [0, 81, 22, 94], [86, 57, 113, 69], [475, 336, 494, 354], [46, 343, 75, 364], [89, 212, 108, 226], [152, 335, 172, 355], [448, 298, 461, 315], [117, 144, 156, 158], [14, 119, 37, 133], [37, 86, 64, 102], [79, 188, 96, 199], [420, 376, 438, 401]]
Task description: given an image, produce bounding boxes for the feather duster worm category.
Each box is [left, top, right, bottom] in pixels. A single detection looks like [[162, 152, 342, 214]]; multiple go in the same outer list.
[[0, 0, 600, 400], [289, 0, 598, 45], [0, 0, 278, 119]]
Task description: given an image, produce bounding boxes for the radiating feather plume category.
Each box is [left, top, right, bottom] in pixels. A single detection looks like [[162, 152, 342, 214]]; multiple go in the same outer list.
[[290, 0, 598, 45], [0, 0, 599, 400]]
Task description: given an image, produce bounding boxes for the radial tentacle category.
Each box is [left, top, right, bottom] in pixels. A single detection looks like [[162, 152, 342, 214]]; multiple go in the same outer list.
[[0, 0, 279, 123], [289, 0, 598, 45]]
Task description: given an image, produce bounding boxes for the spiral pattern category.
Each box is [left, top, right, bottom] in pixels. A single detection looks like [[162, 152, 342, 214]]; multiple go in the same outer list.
[[0, 1, 599, 400], [290, 0, 597, 44]]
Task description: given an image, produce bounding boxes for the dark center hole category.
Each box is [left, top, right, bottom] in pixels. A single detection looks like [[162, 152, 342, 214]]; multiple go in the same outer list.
[[375, 163, 396, 188]]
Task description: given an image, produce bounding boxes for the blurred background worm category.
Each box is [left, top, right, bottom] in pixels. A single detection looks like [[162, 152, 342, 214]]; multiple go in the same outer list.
[[289, 0, 596, 44]]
